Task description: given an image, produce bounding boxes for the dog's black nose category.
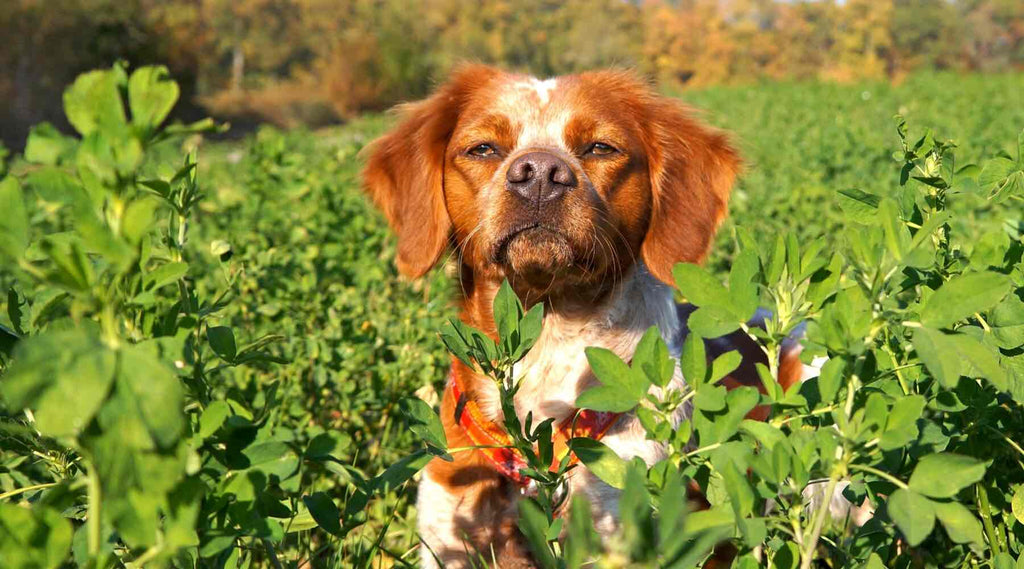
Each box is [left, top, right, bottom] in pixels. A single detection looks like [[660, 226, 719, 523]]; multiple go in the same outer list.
[[505, 151, 577, 203]]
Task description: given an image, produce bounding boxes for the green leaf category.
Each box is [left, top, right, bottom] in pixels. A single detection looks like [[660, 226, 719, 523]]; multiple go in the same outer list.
[[728, 247, 760, 320], [24, 122, 74, 166], [585, 347, 647, 400], [836, 188, 881, 224], [117, 344, 186, 449], [492, 280, 522, 348], [658, 467, 686, 545], [879, 395, 925, 451], [438, 320, 475, 369], [570, 437, 627, 489], [242, 441, 299, 480], [374, 450, 432, 492], [765, 233, 787, 283], [947, 333, 1008, 390], [575, 385, 639, 413], [694, 385, 727, 411], [856, 554, 887, 569], [0, 330, 115, 438], [993, 554, 1017, 569], [143, 261, 188, 292], [816, 357, 845, 403], [516, 302, 544, 359], [25, 167, 88, 207], [680, 332, 707, 386], [979, 157, 1023, 201], [0, 176, 28, 259], [121, 198, 160, 244], [933, 501, 985, 546], [545, 518, 564, 542], [879, 198, 910, 260], [687, 305, 742, 337], [306, 432, 351, 460], [714, 452, 755, 517], [920, 272, 1011, 329], [41, 237, 93, 291], [207, 326, 237, 361], [399, 397, 448, 451], [301, 492, 342, 537], [913, 327, 962, 388], [693, 386, 759, 444], [990, 296, 1024, 350], [63, 67, 127, 137], [772, 541, 800, 569], [0, 325, 18, 359], [708, 349, 742, 385], [632, 326, 674, 387], [739, 420, 786, 449], [128, 66, 180, 132], [564, 496, 599, 569], [1011, 485, 1024, 525], [198, 400, 231, 439], [673, 263, 737, 316], [518, 499, 558, 569], [0, 503, 73, 569], [887, 489, 935, 546], [978, 157, 1015, 188], [908, 453, 988, 499]]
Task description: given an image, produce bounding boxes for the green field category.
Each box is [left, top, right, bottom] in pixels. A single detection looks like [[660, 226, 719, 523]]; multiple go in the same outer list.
[[2, 69, 1024, 568]]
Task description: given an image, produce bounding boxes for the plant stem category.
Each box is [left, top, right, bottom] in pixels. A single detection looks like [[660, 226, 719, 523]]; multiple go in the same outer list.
[[0, 481, 59, 501], [800, 472, 840, 569], [974, 312, 992, 333], [682, 442, 722, 458], [984, 426, 1024, 460], [87, 467, 102, 556], [132, 543, 164, 566], [774, 404, 837, 427], [446, 444, 515, 454], [976, 483, 1004, 554], [848, 464, 909, 489]]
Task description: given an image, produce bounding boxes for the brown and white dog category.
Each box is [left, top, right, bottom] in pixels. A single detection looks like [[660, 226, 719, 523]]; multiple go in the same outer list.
[[362, 65, 807, 567]]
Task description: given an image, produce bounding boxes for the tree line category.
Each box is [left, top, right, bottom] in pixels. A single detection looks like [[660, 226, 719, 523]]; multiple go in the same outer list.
[[2, 0, 1022, 148]]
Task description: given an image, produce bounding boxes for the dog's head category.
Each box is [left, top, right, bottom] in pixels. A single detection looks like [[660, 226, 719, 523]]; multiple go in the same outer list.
[[363, 65, 739, 299]]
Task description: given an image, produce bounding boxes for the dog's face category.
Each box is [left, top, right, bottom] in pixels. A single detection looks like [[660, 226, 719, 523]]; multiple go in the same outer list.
[[364, 65, 739, 298]]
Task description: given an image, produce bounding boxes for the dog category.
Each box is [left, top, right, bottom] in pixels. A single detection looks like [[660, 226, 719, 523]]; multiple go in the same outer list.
[[362, 65, 809, 567]]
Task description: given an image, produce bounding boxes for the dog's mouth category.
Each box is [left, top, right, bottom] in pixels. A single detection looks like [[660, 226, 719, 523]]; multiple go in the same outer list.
[[491, 222, 597, 283], [493, 222, 550, 260]]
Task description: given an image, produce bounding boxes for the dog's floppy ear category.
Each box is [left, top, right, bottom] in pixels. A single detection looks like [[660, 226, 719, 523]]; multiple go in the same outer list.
[[640, 96, 740, 285], [363, 65, 499, 278]]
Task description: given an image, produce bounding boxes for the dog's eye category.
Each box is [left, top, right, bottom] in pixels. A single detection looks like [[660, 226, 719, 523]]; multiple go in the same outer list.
[[586, 142, 618, 156], [467, 143, 497, 157]]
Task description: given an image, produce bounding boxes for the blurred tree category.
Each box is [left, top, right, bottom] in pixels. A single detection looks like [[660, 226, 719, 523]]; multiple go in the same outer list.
[[958, 0, 1024, 71], [826, 0, 893, 81], [889, 0, 961, 76], [0, 0, 172, 149], [2, 0, 1022, 142]]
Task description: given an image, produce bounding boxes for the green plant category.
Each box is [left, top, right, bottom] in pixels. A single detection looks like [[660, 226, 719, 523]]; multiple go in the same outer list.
[[2, 65, 1024, 568], [417, 120, 1024, 567], [0, 64, 432, 569], [557, 118, 1024, 567]]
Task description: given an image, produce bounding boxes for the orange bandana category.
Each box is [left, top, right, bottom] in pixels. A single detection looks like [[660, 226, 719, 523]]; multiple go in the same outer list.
[[447, 371, 621, 487]]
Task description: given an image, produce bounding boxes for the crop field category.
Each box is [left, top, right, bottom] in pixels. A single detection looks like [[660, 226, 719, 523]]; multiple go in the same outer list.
[[1, 67, 1024, 568]]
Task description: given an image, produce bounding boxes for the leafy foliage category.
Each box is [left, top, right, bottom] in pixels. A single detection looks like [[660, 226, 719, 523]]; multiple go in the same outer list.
[[2, 66, 1024, 568]]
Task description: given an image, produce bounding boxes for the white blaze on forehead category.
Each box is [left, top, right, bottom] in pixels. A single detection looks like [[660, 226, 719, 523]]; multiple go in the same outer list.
[[532, 78, 558, 105], [510, 77, 559, 106], [502, 76, 569, 150]]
